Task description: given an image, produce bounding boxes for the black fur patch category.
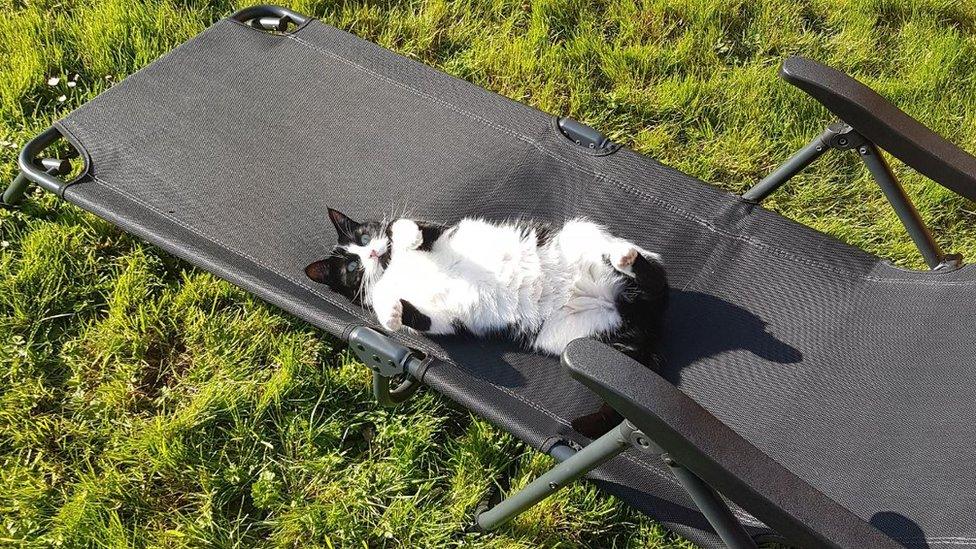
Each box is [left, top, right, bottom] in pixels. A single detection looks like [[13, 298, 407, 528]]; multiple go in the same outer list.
[[518, 220, 553, 247], [400, 299, 432, 331], [417, 221, 448, 252], [304, 252, 365, 304], [533, 223, 553, 246], [605, 252, 669, 370]]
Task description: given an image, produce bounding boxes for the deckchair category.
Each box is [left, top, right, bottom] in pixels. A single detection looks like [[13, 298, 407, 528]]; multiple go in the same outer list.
[[6, 5, 976, 548]]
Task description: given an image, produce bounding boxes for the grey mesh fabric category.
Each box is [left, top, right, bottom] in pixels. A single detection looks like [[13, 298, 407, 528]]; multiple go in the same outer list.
[[54, 16, 976, 548]]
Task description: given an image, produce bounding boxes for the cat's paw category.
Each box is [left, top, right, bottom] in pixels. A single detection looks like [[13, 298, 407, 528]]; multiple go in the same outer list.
[[380, 299, 403, 331], [609, 244, 639, 276], [390, 219, 423, 251]]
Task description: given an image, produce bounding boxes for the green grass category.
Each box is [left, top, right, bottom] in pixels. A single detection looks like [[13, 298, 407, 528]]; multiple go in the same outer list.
[[2, 0, 975, 546]]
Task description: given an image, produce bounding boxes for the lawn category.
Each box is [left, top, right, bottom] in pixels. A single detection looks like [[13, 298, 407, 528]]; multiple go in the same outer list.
[[2, 0, 975, 546]]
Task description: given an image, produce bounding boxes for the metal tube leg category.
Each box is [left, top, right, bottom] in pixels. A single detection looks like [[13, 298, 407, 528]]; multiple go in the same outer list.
[[859, 143, 944, 269], [547, 442, 578, 463], [371, 355, 424, 406], [663, 455, 758, 549], [742, 129, 832, 202], [2, 172, 31, 206], [475, 421, 635, 531]]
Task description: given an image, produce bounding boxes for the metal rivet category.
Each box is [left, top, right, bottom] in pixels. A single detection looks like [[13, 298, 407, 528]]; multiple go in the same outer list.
[[838, 137, 848, 146], [548, 482, 558, 490]]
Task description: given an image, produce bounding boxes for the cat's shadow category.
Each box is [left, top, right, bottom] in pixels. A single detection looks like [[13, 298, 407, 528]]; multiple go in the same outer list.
[[431, 289, 801, 389], [660, 289, 802, 383]]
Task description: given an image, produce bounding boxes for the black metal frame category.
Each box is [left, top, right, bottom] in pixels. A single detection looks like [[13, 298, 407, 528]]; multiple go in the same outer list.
[[742, 55, 976, 272], [471, 56, 975, 546], [2, 126, 77, 207], [229, 5, 309, 32], [561, 338, 903, 549], [742, 120, 958, 270], [349, 327, 424, 406], [473, 419, 758, 548]]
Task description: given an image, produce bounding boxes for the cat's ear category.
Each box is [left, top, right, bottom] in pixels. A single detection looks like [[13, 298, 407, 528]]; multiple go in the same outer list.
[[327, 208, 360, 243], [305, 259, 332, 284]]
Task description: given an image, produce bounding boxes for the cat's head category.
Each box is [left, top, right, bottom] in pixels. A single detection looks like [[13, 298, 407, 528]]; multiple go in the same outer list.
[[304, 208, 389, 303]]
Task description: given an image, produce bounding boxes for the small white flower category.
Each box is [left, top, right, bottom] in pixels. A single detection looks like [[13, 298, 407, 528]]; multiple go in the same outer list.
[[57, 95, 67, 102], [67, 81, 76, 88], [71, 73, 80, 81], [47, 76, 60, 86]]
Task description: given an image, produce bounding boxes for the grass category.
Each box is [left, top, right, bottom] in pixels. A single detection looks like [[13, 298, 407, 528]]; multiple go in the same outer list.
[[1, 0, 975, 546]]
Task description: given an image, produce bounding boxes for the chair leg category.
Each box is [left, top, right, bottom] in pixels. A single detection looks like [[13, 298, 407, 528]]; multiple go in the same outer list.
[[663, 454, 759, 549], [857, 142, 945, 269], [474, 420, 636, 531], [2, 172, 31, 206]]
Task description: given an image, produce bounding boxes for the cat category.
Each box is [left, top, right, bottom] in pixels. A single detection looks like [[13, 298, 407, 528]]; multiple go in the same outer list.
[[305, 208, 669, 436]]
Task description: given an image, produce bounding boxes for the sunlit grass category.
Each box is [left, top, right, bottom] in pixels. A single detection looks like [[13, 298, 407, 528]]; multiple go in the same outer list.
[[2, 0, 975, 545]]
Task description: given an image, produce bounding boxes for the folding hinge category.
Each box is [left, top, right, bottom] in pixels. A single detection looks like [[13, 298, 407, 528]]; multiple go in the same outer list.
[[349, 326, 413, 377], [624, 422, 664, 455], [348, 326, 424, 406], [819, 120, 866, 151]]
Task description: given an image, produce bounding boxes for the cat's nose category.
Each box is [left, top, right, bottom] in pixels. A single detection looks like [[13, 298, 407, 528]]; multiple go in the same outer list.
[[369, 250, 379, 259]]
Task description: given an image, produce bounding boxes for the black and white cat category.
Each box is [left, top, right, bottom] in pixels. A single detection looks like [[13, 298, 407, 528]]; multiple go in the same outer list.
[[305, 208, 669, 370]]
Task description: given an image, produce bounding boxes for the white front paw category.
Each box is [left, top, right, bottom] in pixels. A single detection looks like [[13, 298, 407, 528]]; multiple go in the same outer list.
[[390, 219, 423, 251], [379, 299, 403, 331]]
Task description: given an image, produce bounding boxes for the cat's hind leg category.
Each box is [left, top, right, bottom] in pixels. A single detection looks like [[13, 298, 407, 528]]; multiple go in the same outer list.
[[607, 241, 662, 278]]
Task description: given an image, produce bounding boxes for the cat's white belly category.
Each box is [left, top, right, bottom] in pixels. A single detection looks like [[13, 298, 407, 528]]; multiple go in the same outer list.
[[370, 218, 632, 355], [374, 219, 549, 334]]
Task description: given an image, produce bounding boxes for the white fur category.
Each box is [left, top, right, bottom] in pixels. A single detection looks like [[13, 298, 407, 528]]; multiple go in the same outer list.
[[365, 218, 655, 356]]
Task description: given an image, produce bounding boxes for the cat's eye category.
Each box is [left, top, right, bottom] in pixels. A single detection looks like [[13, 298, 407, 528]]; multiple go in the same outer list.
[[359, 234, 372, 245], [346, 261, 359, 272]]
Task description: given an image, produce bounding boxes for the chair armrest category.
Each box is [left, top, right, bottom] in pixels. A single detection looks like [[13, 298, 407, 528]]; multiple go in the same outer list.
[[562, 338, 900, 549], [781, 56, 976, 203]]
